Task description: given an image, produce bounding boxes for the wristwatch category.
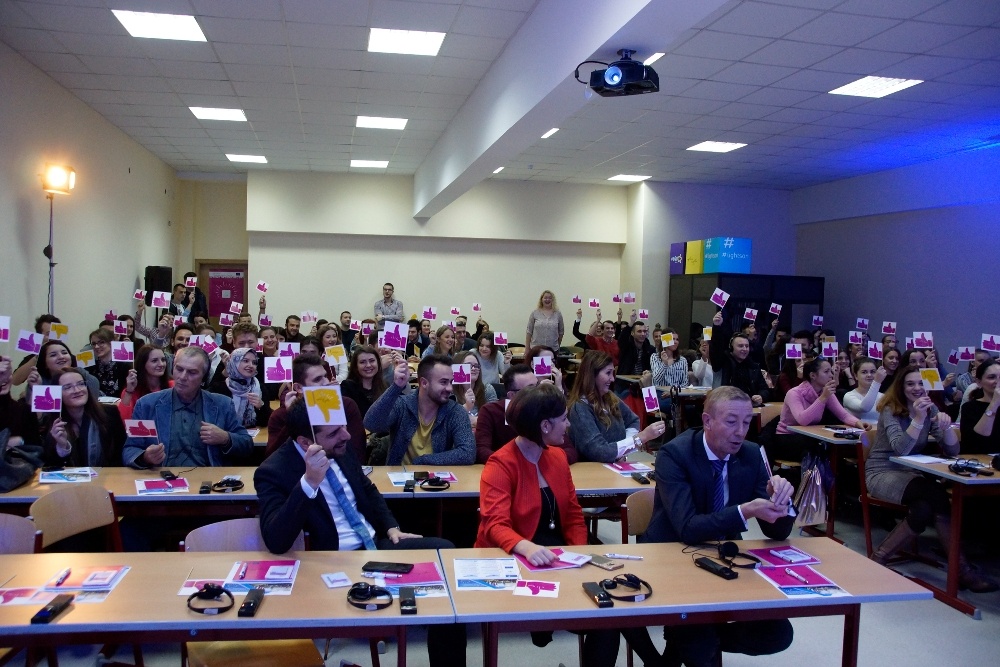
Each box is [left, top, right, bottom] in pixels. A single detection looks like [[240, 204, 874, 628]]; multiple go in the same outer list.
[[987, 408, 996, 417]]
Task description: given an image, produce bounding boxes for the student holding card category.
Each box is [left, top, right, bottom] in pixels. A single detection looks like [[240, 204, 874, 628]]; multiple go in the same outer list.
[[651, 328, 689, 389], [843, 357, 886, 424], [709, 311, 769, 407], [777, 358, 867, 436], [955, 349, 989, 396], [690, 338, 714, 388], [340, 346, 388, 420], [317, 325, 348, 382], [120, 345, 172, 419], [10, 314, 63, 387], [474, 335, 510, 385], [87, 329, 131, 397], [132, 303, 173, 349], [451, 351, 497, 427], [960, 359, 999, 454], [568, 351, 664, 463], [28, 340, 100, 398], [880, 348, 902, 391], [42, 368, 126, 468], [524, 290, 564, 352], [115, 314, 138, 344], [867, 367, 997, 592], [208, 348, 271, 428], [476, 383, 643, 667], [586, 316, 620, 367], [421, 325, 457, 359]]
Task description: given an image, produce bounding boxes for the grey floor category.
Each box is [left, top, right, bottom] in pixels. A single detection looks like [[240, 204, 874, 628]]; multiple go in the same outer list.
[[16, 456, 1000, 667]]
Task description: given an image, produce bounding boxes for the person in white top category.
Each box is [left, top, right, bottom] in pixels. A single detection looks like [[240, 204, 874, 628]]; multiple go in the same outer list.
[[843, 356, 885, 423], [690, 338, 714, 387]]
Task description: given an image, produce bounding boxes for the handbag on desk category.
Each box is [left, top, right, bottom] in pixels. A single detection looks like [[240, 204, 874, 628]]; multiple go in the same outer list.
[[0, 428, 44, 492]]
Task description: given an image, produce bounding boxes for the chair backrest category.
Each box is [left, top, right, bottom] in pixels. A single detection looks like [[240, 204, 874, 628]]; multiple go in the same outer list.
[[564, 346, 584, 359], [29, 485, 121, 550], [624, 488, 656, 537], [183, 518, 305, 553], [0, 513, 42, 554], [760, 402, 783, 426]]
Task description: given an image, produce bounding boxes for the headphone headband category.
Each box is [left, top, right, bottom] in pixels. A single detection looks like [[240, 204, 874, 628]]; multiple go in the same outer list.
[[187, 583, 235, 615], [717, 541, 761, 569], [599, 574, 653, 602], [347, 583, 393, 611]]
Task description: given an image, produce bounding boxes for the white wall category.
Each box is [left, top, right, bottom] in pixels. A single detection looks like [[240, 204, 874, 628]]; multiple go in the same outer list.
[[638, 182, 796, 324], [796, 201, 1000, 359], [0, 43, 177, 350]]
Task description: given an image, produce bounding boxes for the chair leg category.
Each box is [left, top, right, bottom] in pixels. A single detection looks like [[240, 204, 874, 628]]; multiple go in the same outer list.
[[626, 640, 634, 667], [369, 638, 382, 667]]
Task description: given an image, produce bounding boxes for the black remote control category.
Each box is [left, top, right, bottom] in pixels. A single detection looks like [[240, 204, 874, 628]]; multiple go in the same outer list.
[[31, 593, 74, 624], [160, 470, 177, 480], [399, 586, 417, 615], [199, 480, 212, 494], [403, 479, 416, 492], [582, 582, 613, 608], [238, 587, 265, 617], [631, 472, 650, 484], [695, 557, 738, 580]]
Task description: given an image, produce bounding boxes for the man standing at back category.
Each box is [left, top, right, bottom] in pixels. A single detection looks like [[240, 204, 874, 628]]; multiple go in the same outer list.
[[643, 386, 795, 666], [364, 355, 474, 466], [373, 283, 404, 330]]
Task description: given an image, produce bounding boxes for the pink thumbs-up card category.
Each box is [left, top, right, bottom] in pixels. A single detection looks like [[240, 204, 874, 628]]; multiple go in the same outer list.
[[641, 386, 659, 414], [151, 291, 171, 308], [229, 301, 243, 315], [612, 294, 622, 304], [532, 357, 554, 376], [264, 357, 292, 383], [452, 364, 472, 384], [571, 295, 582, 304], [173, 316, 186, 327], [350, 320, 362, 331], [16, 330, 42, 354], [450, 306, 461, 316], [913, 332, 933, 349], [882, 321, 896, 335], [0, 316, 10, 343], [856, 318, 869, 331], [769, 303, 781, 316], [958, 346, 975, 361], [848, 331, 863, 345], [421, 306, 437, 321], [258, 314, 272, 327], [256, 281, 269, 293], [184, 276, 197, 288], [219, 313, 235, 327], [867, 341, 883, 360], [982, 333, 1000, 352], [472, 303, 482, 312], [382, 321, 407, 351], [133, 289, 146, 300], [785, 344, 802, 360], [812, 315, 824, 327], [821, 341, 839, 358], [638, 309, 650, 319], [709, 288, 730, 308], [743, 308, 758, 322], [588, 298, 600, 309], [493, 332, 508, 346], [31, 385, 62, 413], [114, 320, 129, 336], [623, 292, 636, 304]]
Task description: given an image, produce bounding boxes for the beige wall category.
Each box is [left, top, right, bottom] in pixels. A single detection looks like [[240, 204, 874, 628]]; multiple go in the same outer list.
[[176, 178, 249, 268], [0, 43, 177, 349]]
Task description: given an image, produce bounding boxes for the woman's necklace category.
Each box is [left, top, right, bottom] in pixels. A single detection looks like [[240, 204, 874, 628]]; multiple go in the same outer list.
[[543, 487, 556, 530]]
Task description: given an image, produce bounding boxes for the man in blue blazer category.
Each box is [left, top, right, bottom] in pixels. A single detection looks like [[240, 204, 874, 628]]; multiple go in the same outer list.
[[643, 386, 796, 667], [123, 346, 252, 468]]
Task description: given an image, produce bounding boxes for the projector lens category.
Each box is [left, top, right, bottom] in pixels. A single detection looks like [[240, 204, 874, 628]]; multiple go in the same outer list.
[[604, 66, 622, 86]]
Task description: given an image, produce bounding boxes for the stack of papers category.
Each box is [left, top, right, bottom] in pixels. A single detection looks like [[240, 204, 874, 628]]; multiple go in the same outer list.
[[373, 561, 449, 598], [604, 462, 652, 476], [746, 546, 820, 567], [40, 467, 96, 483], [386, 471, 458, 486], [224, 559, 300, 595], [756, 565, 847, 599], [514, 549, 591, 572], [135, 478, 189, 494], [454, 558, 520, 590]]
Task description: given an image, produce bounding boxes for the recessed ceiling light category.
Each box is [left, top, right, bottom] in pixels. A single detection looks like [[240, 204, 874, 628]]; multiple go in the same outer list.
[[368, 28, 445, 56], [828, 75, 923, 98], [351, 160, 389, 168], [687, 141, 747, 153], [112, 10, 206, 41], [190, 107, 246, 122], [643, 53, 665, 66], [608, 174, 651, 182], [357, 116, 408, 130], [493, 167, 504, 174], [541, 128, 559, 139], [226, 154, 267, 163]]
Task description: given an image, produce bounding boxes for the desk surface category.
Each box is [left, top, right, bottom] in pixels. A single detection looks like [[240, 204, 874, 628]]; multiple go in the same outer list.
[[786, 424, 863, 445], [1, 462, 652, 507], [443, 538, 929, 624], [889, 453, 1000, 485], [0, 549, 452, 641]]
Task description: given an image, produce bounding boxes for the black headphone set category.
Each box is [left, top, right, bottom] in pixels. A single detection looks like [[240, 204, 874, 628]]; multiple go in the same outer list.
[[716, 541, 761, 569], [187, 583, 235, 615], [347, 582, 393, 611], [598, 573, 653, 602], [948, 460, 994, 477], [419, 476, 451, 491], [212, 478, 246, 493]]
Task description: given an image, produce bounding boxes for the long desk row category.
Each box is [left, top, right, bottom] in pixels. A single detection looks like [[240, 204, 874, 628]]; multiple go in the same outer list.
[[0, 463, 655, 517], [0, 539, 929, 667]]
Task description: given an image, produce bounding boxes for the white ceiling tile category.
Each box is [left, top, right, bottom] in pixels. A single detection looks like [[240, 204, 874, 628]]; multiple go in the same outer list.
[[430, 56, 491, 79], [284, 22, 369, 50], [363, 52, 435, 76], [1, 1, 42, 28], [938, 60, 1000, 84], [767, 107, 835, 123], [423, 76, 477, 96], [18, 3, 121, 34], [681, 80, 761, 102], [785, 13, 901, 47], [153, 59, 228, 80], [215, 43, 290, 66], [707, 1, 823, 38], [231, 80, 297, 98], [711, 62, 799, 86], [224, 64, 295, 83], [369, 0, 460, 31], [916, 0, 1000, 27], [712, 102, 783, 119], [772, 68, 857, 92], [835, 0, 948, 20], [811, 48, 911, 74], [282, 0, 370, 25], [738, 87, 818, 106], [295, 68, 364, 87], [0, 26, 68, 52], [17, 50, 88, 72], [135, 40, 219, 63], [357, 88, 422, 106], [190, 0, 285, 20], [743, 40, 843, 66], [857, 21, 976, 54], [77, 54, 160, 76], [673, 30, 773, 60], [437, 33, 507, 60], [928, 27, 1000, 59], [199, 17, 285, 45], [451, 5, 527, 37]]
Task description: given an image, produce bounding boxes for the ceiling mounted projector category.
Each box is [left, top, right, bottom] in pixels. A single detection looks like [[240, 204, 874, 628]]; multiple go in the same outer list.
[[584, 49, 659, 97]]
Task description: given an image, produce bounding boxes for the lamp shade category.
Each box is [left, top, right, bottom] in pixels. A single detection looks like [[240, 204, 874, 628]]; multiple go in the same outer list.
[[42, 164, 75, 195]]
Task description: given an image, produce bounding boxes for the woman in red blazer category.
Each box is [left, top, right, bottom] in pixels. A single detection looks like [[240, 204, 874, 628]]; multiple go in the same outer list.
[[475, 383, 652, 667]]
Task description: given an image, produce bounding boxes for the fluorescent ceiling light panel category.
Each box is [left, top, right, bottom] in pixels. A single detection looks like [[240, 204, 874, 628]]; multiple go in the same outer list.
[[687, 141, 747, 153], [368, 28, 445, 56], [541, 128, 559, 139], [190, 107, 246, 121], [357, 116, 408, 130], [112, 10, 206, 41], [351, 160, 389, 168], [226, 154, 267, 163], [608, 174, 650, 182], [493, 167, 504, 174], [828, 75, 923, 98], [643, 52, 665, 66]]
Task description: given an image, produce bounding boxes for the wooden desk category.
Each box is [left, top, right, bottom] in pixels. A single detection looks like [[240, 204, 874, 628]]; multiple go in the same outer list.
[[0, 550, 451, 667], [442, 539, 929, 667], [0, 467, 260, 519], [889, 453, 1000, 618], [784, 425, 864, 540]]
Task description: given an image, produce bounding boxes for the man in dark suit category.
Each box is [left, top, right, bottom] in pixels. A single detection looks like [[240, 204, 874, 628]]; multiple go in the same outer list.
[[255, 399, 466, 667], [643, 386, 796, 667]]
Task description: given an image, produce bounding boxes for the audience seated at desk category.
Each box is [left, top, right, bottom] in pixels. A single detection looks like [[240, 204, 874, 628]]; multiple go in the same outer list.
[[585, 314, 620, 368], [123, 346, 253, 468], [568, 351, 664, 463], [41, 368, 126, 468], [958, 359, 999, 454], [642, 386, 796, 667], [207, 347, 272, 428], [451, 351, 496, 428], [616, 315, 655, 381], [843, 357, 886, 424], [363, 355, 475, 466], [473, 335, 510, 386], [476, 383, 644, 667], [422, 325, 457, 360], [867, 367, 997, 592], [709, 311, 769, 407]]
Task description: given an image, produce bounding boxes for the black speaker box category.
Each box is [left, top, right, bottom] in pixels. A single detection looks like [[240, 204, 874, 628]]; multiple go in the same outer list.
[[144, 266, 172, 306]]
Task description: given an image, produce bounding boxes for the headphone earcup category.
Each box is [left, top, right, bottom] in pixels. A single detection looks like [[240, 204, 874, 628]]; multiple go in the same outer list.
[[718, 541, 739, 560]]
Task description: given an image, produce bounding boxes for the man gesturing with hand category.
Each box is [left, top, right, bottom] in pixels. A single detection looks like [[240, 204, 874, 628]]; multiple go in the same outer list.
[[642, 385, 795, 667]]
